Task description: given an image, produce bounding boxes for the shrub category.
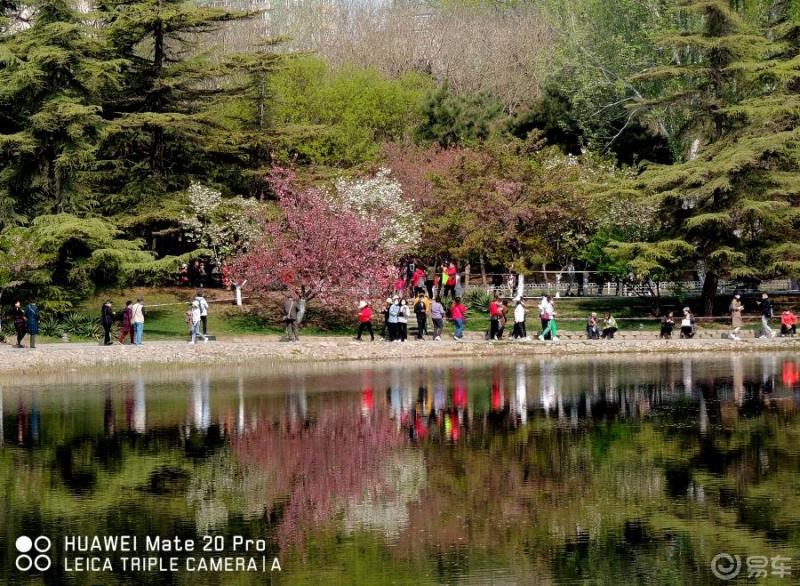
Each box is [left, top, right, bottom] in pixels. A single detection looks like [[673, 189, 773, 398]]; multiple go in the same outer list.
[[60, 312, 102, 339], [463, 288, 493, 313]]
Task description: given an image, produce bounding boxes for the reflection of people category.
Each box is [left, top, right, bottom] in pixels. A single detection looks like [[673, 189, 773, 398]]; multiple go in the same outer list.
[[514, 363, 527, 425], [133, 375, 146, 433]]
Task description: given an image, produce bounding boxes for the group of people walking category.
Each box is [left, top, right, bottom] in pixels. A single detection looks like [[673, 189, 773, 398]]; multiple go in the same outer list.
[[5, 292, 212, 348]]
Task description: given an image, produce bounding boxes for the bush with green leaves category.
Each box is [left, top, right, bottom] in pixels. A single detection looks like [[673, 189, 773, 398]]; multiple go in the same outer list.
[[463, 289, 493, 313]]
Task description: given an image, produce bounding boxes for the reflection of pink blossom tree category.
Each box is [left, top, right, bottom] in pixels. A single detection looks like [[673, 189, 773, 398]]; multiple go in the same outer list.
[[233, 404, 403, 548], [231, 167, 396, 306]]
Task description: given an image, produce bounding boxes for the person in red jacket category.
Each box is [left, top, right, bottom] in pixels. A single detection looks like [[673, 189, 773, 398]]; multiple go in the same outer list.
[[781, 309, 797, 336], [488, 294, 501, 340], [355, 300, 374, 341], [451, 298, 467, 340], [444, 262, 458, 298], [118, 300, 134, 344]]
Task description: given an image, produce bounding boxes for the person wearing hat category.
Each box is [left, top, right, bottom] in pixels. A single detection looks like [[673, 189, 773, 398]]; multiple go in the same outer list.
[[355, 300, 374, 341], [729, 293, 744, 340], [189, 300, 208, 344]]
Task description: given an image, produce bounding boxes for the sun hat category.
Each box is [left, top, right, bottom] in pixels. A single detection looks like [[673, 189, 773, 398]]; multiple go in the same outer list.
[[358, 301, 368, 309]]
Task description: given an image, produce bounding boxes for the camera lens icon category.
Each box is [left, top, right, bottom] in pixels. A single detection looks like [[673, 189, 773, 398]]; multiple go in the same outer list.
[[15, 536, 52, 572]]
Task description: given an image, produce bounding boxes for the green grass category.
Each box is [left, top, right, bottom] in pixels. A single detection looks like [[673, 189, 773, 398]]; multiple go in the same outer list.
[[76, 288, 353, 340]]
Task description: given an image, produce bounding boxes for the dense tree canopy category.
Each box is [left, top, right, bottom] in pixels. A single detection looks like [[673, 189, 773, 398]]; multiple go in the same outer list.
[[0, 0, 798, 314]]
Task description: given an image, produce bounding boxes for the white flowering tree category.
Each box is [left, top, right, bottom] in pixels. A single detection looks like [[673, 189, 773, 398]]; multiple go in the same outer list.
[[180, 183, 262, 266], [334, 168, 420, 254]]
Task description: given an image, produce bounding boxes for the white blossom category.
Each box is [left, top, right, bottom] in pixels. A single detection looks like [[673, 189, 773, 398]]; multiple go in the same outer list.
[[333, 168, 420, 253], [180, 183, 261, 263]]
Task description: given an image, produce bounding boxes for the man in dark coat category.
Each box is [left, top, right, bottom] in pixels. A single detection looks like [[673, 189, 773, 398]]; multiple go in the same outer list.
[[25, 301, 39, 348]]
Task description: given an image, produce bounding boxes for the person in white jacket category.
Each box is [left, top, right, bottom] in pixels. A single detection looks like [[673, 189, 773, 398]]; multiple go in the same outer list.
[[189, 300, 208, 344], [194, 290, 209, 335], [512, 299, 528, 340]]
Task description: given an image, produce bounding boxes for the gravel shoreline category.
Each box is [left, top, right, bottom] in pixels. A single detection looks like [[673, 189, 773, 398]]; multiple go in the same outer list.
[[1, 336, 799, 376]]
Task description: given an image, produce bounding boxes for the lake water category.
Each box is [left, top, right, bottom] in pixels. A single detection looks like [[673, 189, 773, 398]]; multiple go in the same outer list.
[[2, 353, 800, 585]]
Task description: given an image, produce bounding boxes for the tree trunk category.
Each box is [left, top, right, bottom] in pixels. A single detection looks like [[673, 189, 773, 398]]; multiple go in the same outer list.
[[700, 272, 718, 316], [479, 255, 487, 285], [464, 263, 471, 287]]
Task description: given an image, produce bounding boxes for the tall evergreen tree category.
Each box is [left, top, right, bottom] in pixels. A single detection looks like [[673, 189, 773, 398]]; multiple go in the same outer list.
[[0, 0, 125, 225], [92, 0, 248, 212], [619, 0, 800, 315]]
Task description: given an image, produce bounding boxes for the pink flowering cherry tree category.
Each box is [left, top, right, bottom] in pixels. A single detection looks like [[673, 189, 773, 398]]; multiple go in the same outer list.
[[231, 167, 397, 321]]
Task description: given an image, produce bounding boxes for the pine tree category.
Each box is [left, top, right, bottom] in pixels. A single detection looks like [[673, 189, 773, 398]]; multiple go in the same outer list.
[[92, 0, 249, 211], [0, 0, 125, 224], [621, 0, 800, 315]]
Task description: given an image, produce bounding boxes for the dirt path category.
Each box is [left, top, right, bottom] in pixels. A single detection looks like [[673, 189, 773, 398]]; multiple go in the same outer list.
[[1, 335, 799, 376]]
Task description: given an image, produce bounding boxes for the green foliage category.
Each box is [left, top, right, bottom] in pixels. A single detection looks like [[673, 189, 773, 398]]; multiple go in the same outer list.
[[616, 0, 800, 313], [0, 0, 125, 220], [463, 288, 493, 313], [269, 56, 432, 166], [415, 86, 506, 147]]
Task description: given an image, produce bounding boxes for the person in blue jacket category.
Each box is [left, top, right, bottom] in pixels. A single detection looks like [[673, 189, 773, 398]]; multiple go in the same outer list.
[[25, 300, 39, 349]]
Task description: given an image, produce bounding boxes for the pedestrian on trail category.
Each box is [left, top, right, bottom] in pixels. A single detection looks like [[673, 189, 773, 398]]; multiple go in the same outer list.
[[387, 297, 400, 342], [414, 294, 427, 340], [355, 300, 374, 341], [512, 299, 527, 340], [538, 304, 559, 342], [539, 296, 554, 340], [25, 300, 39, 349], [679, 307, 695, 339], [118, 300, 134, 344], [413, 266, 426, 297], [498, 300, 509, 339], [659, 312, 674, 339], [444, 263, 458, 298], [101, 300, 115, 346], [189, 300, 208, 344], [283, 292, 299, 342], [729, 293, 744, 340], [13, 301, 27, 348], [194, 290, 209, 335], [488, 294, 501, 340], [431, 297, 445, 340], [131, 298, 146, 346], [451, 297, 467, 340], [398, 299, 410, 342], [758, 292, 775, 338], [602, 313, 618, 339]]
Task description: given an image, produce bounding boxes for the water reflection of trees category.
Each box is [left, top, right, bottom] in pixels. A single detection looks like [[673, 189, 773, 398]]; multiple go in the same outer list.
[[2, 356, 800, 583]]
